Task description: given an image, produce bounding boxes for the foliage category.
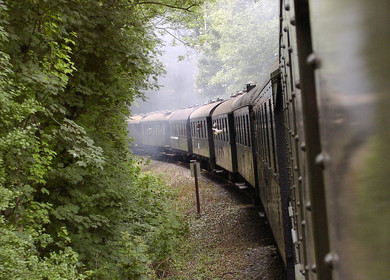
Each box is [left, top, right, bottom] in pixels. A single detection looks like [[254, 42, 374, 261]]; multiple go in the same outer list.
[[193, 0, 279, 97], [0, 0, 199, 279]]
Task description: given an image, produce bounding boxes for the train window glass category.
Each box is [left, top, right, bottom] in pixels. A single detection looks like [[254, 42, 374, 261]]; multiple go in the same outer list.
[[226, 118, 229, 142], [264, 103, 272, 167], [244, 115, 247, 146], [261, 104, 268, 164], [201, 121, 203, 138], [238, 116, 241, 145], [219, 119, 223, 141], [234, 117, 236, 142], [256, 110, 262, 154], [268, 100, 275, 171], [219, 119, 222, 141], [243, 115, 247, 146], [269, 99, 278, 174], [223, 118, 227, 142], [222, 118, 225, 141], [215, 119, 218, 140], [235, 116, 238, 144], [216, 119, 220, 140], [246, 114, 251, 147], [244, 115, 248, 147], [205, 120, 208, 138], [239, 116, 244, 144], [255, 110, 260, 154], [213, 120, 216, 140], [237, 116, 241, 145], [241, 116, 243, 145], [194, 122, 197, 138], [235, 117, 238, 144], [241, 115, 244, 145], [242, 115, 245, 146]]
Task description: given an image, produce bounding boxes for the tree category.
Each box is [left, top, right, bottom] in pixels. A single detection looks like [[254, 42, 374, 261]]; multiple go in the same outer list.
[[0, 0, 201, 278], [194, 0, 279, 97]]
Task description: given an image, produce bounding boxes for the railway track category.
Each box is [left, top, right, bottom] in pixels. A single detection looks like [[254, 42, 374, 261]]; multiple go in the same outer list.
[[140, 156, 285, 279]]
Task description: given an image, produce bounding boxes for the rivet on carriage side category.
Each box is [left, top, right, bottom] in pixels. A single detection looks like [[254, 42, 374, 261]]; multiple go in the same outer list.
[[307, 53, 322, 69], [315, 152, 329, 168], [325, 252, 339, 269], [290, 16, 295, 26], [311, 264, 317, 273]]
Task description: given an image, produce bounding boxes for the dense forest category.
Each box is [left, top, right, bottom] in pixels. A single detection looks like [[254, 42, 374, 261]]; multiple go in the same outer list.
[[132, 0, 278, 113], [0, 0, 277, 278], [0, 0, 202, 279]]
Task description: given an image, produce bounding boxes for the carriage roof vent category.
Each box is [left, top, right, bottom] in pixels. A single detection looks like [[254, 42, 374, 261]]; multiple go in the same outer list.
[[245, 81, 256, 92]]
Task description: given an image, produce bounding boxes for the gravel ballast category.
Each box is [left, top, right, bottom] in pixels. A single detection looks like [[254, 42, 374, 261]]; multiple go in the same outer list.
[[141, 158, 285, 280]]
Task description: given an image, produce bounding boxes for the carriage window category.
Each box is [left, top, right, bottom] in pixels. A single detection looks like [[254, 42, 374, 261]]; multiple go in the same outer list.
[[261, 105, 268, 163], [269, 99, 278, 173], [204, 121, 207, 138], [243, 115, 248, 146], [246, 114, 251, 147], [242, 115, 246, 146], [255, 110, 261, 154], [220, 119, 223, 141], [219, 119, 222, 141], [238, 116, 242, 145], [225, 118, 229, 142], [238, 116, 241, 145], [241, 116, 245, 146], [264, 104, 272, 167]]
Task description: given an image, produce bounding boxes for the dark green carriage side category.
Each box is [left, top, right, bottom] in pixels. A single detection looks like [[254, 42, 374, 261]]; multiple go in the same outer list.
[[189, 101, 223, 168], [168, 107, 199, 154]]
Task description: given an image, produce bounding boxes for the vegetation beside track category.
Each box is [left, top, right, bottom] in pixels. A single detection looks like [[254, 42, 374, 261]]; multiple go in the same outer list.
[[140, 158, 285, 280]]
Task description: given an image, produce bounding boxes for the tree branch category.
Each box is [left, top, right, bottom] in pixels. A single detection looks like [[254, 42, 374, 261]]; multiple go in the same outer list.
[[137, 1, 198, 12]]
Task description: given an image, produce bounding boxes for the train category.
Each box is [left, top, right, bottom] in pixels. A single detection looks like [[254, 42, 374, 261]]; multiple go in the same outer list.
[[128, 0, 390, 279]]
